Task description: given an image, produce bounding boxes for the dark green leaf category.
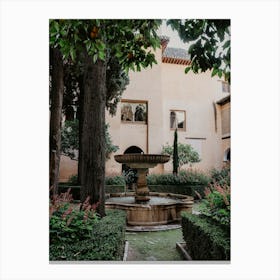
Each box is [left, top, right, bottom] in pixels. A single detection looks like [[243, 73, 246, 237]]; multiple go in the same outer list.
[[185, 67, 191, 74]]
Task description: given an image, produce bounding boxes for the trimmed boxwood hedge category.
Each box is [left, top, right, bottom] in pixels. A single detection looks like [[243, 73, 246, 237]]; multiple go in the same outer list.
[[58, 185, 126, 200], [148, 184, 206, 198], [50, 209, 127, 261], [181, 212, 230, 260]]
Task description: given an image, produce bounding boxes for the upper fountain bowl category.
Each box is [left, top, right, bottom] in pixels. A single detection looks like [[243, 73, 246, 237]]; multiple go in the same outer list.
[[114, 154, 170, 168]]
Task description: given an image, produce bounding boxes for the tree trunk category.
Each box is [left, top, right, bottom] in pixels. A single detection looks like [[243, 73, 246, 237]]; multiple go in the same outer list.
[[77, 74, 84, 185], [49, 48, 64, 194], [81, 54, 106, 217]]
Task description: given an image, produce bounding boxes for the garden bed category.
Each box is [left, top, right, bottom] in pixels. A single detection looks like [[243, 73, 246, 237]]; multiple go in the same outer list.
[[58, 185, 126, 200], [50, 209, 127, 261]]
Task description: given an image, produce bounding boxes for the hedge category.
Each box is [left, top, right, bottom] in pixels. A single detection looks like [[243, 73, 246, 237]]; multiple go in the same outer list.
[[50, 209, 127, 261], [58, 185, 126, 200], [148, 184, 206, 198], [181, 212, 230, 260], [147, 170, 211, 186], [58, 184, 205, 200]]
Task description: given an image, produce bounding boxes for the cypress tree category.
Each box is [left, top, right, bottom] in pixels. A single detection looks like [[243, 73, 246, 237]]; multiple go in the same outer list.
[[173, 128, 179, 175]]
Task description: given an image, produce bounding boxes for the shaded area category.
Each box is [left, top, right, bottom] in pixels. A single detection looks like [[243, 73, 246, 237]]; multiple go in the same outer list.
[[125, 229, 184, 261]]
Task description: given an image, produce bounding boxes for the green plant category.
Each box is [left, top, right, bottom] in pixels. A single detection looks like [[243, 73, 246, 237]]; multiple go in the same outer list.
[[61, 119, 79, 160], [181, 211, 230, 260], [178, 169, 210, 185], [49, 210, 127, 261], [105, 175, 125, 186], [146, 169, 210, 186], [68, 174, 78, 185], [49, 189, 99, 245], [198, 183, 230, 226], [210, 166, 230, 186], [123, 169, 137, 186], [162, 143, 200, 169], [61, 120, 119, 161]]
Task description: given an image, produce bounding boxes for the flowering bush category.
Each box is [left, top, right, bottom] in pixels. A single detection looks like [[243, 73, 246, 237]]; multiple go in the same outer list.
[[198, 183, 230, 226], [49, 188, 99, 245], [210, 166, 230, 186]]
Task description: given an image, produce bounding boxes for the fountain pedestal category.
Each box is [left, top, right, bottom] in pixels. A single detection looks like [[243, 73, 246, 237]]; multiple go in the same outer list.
[[114, 154, 170, 203], [127, 163, 158, 203], [134, 168, 150, 202]]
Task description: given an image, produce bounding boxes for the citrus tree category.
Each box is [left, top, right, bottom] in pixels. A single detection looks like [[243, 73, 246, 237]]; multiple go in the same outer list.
[[50, 19, 161, 216], [162, 142, 201, 169], [167, 19, 230, 83]]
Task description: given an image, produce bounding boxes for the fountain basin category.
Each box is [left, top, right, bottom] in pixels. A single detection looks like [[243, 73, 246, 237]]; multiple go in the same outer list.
[[114, 154, 170, 202], [105, 192, 194, 226], [114, 154, 170, 168]]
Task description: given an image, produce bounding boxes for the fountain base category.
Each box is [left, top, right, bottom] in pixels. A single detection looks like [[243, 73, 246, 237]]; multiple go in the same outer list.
[[106, 192, 194, 226]]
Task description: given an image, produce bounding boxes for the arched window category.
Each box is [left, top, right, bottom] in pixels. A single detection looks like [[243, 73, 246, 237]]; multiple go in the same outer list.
[[124, 146, 144, 154], [122, 146, 144, 185]]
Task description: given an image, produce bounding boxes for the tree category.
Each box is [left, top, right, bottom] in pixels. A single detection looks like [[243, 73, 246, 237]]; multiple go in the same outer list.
[[162, 142, 201, 169], [49, 48, 64, 194], [50, 19, 161, 216], [61, 120, 118, 160], [173, 129, 179, 175], [167, 19, 231, 83], [61, 56, 129, 184]]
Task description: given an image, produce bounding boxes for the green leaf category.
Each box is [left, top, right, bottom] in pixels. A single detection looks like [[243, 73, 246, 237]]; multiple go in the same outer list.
[[93, 53, 98, 63], [211, 68, 219, 77], [70, 47, 76, 61], [98, 50, 105, 61], [85, 41, 91, 52], [223, 40, 230, 49], [53, 21, 59, 32], [185, 67, 191, 74]]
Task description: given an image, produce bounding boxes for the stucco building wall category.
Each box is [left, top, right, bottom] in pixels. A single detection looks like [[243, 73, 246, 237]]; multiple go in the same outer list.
[[60, 46, 230, 181]]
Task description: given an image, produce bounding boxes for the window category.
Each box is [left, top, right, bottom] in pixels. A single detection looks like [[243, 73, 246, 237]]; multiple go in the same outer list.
[[121, 101, 147, 123], [170, 110, 186, 130], [222, 81, 230, 93]]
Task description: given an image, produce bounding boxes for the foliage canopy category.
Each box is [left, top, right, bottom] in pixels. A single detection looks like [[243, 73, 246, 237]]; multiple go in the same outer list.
[[162, 142, 201, 168], [167, 19, 231, 83]]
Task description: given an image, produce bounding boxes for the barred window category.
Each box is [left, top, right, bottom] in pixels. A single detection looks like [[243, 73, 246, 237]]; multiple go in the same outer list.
[[121, 101, 147, 123], [170, 110, 186, 130]]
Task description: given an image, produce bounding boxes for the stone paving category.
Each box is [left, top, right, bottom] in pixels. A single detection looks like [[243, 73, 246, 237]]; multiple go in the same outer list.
[[125, 228, 184, 261]]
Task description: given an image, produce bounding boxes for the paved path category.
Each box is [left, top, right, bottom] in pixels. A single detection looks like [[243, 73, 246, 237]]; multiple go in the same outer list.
[[125, 228, 184, 261]]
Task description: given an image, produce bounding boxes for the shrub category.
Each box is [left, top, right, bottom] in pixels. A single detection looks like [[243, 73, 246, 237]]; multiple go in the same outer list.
[[49, 190, 100, 245], [105, 185, 125, 193], [210, 166, 230, 186], [148, 184, 205, 198], [105, 175, 126, 186], [146, 169, 210, 186], [162, 142, 201, 168], [123, 169, 137, 186], [49, 210, 127, 261], [68, 174, 78, 185], [181, 212, 230, 260], [198, 183, 230, 227], [61, 120, 119, 160]]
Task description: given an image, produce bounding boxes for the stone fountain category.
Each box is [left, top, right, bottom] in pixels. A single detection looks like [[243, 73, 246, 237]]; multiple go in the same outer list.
[[105, 154, 194, 226], [114, 154, 170, 203]]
